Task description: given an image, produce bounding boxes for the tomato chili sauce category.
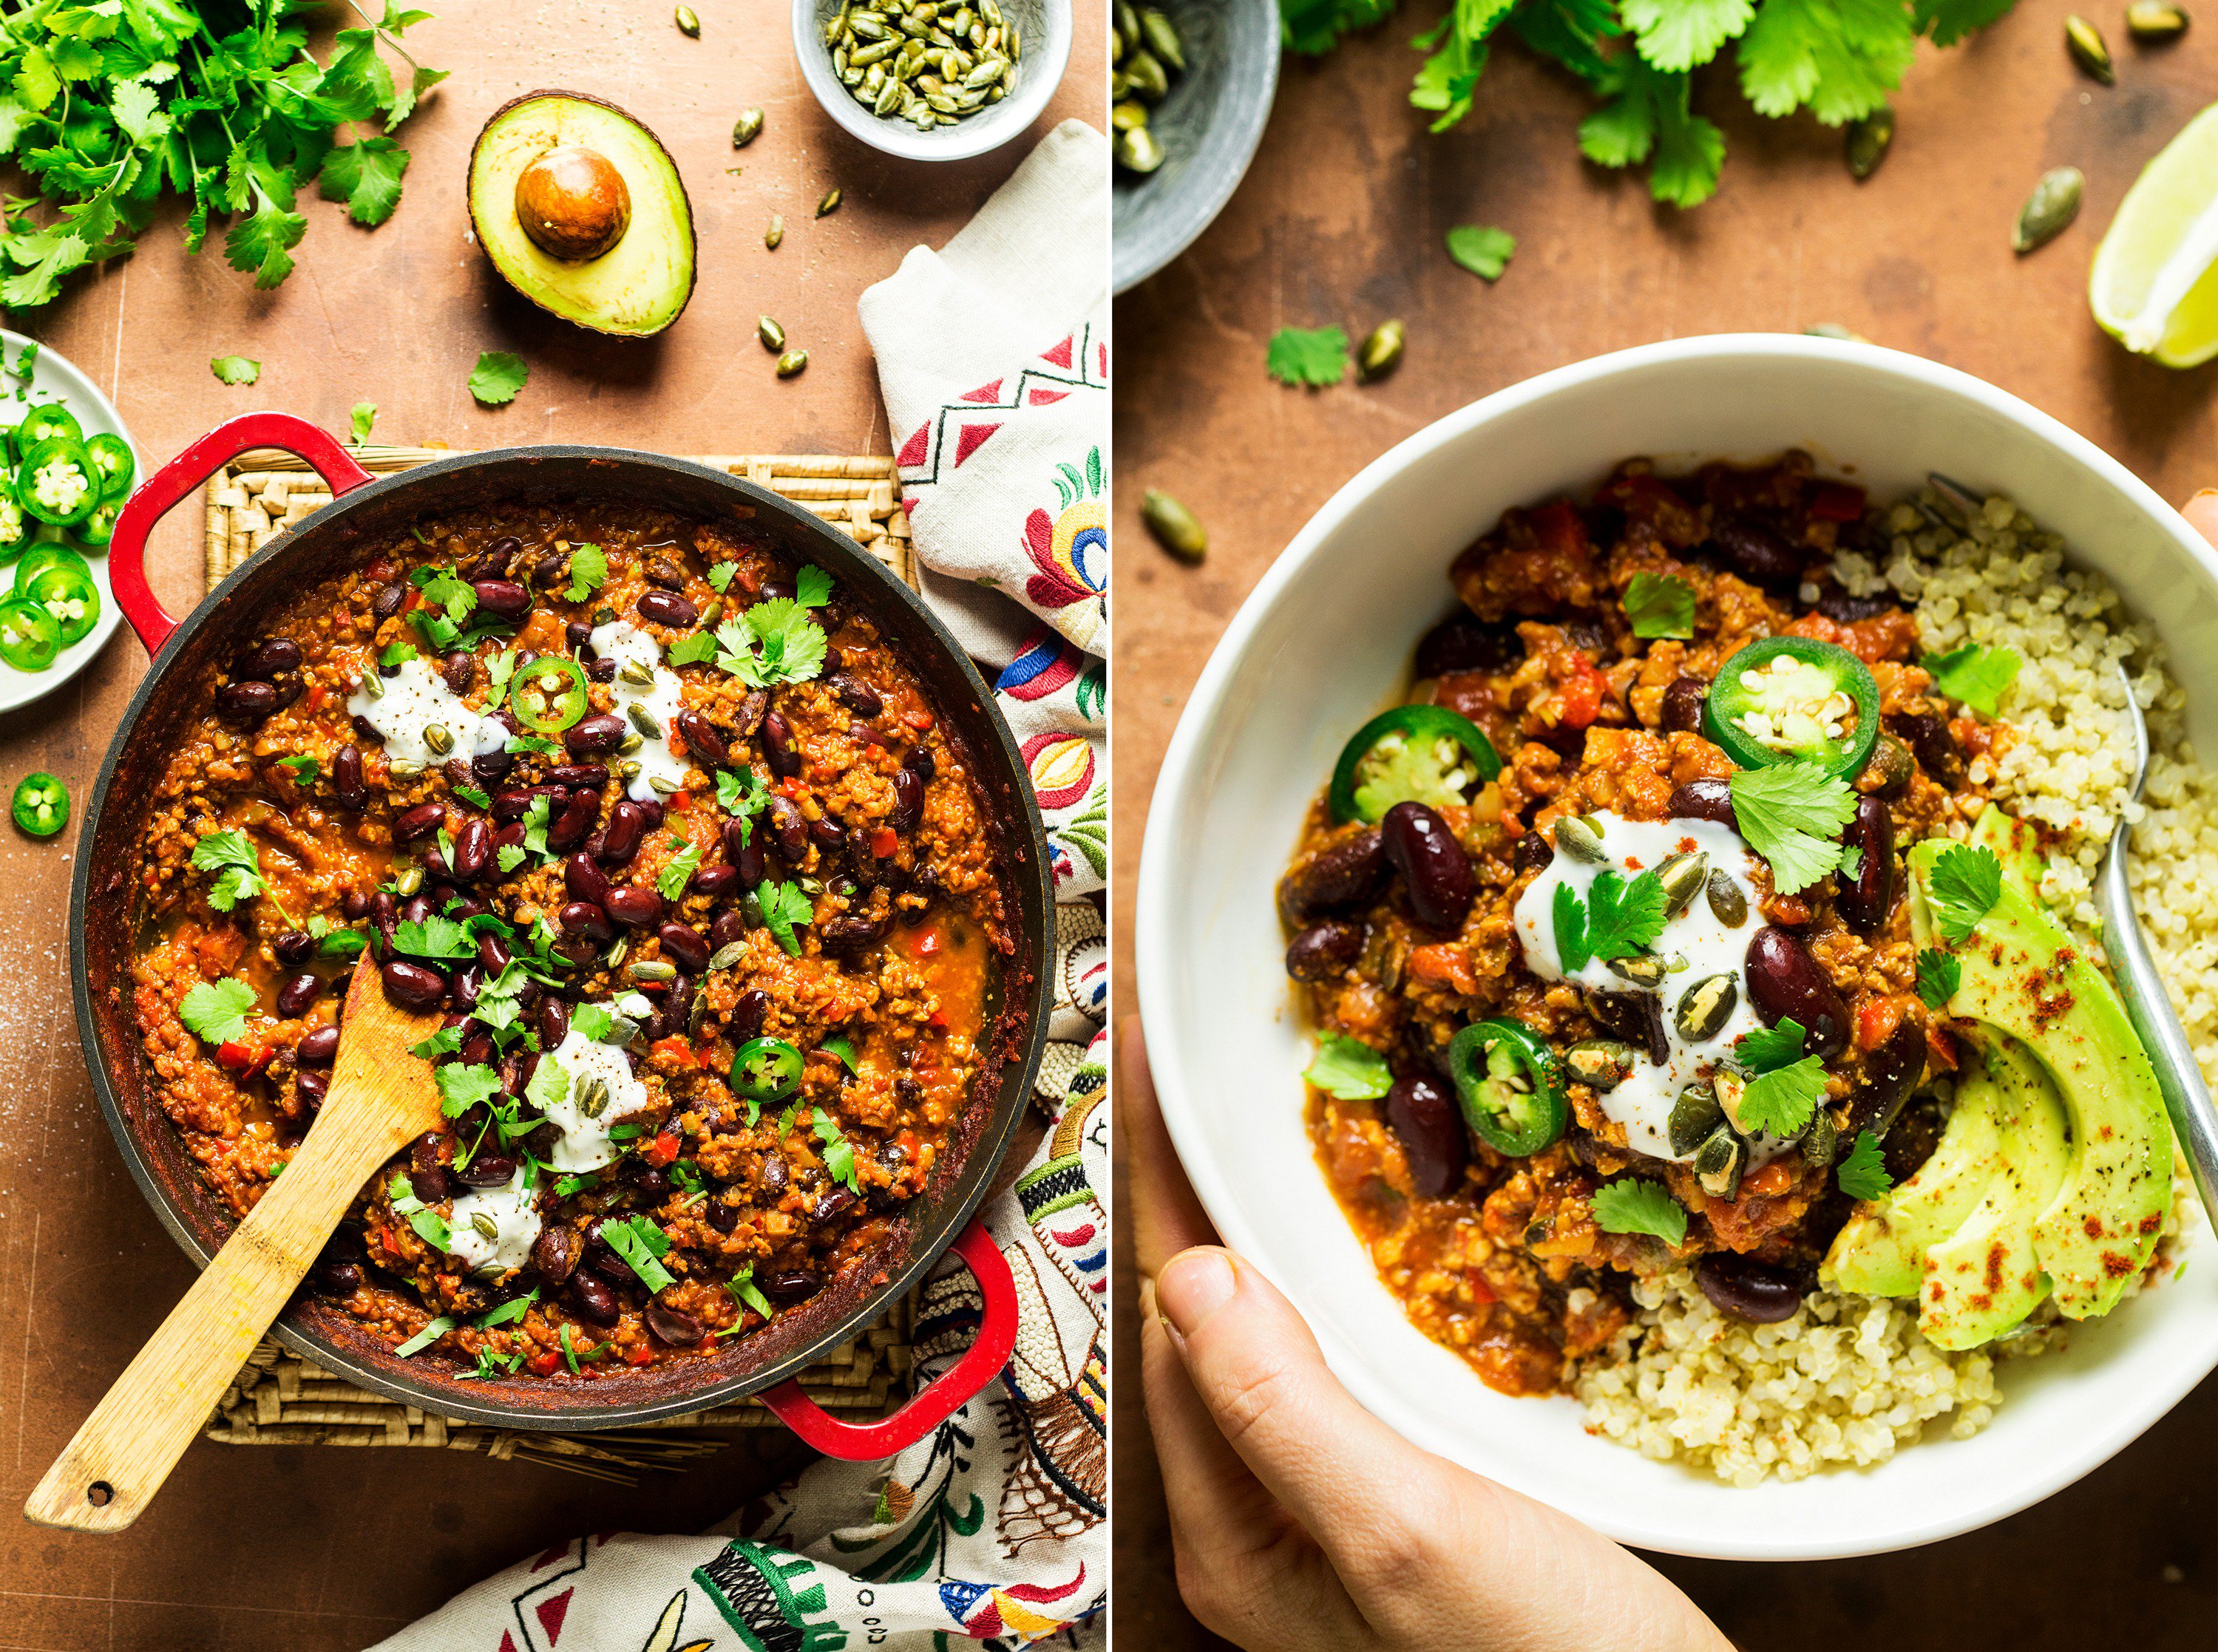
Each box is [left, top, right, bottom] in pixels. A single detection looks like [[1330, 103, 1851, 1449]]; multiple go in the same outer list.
[[126, 498, 1009, 1379], [1279, 455, 2001, 1398]]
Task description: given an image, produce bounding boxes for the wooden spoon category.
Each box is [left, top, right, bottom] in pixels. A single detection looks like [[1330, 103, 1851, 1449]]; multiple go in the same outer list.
[[25, 957, 444, 1532]]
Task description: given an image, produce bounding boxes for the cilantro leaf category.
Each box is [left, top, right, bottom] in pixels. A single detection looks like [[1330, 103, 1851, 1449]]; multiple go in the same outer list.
[[278, 755, 319, 785], [393, 914, 474, 960], [1734, 1016, 1807, 1074], [1623, 571, 1695, 639], [1928, 843, 2002, 942], [1915, 0, 2018, 47], [756, 878, 814, 956], [668, 631, 720, 666], [435, 1062, 503, 1118], [210, 356, 260, 386], [1578, 55, 1725, 208], [1625, 0, 1754, 71], [656, 843, 705, 903], [191, 830, 266, 911], [597, 1215, 675, 1292], [1835, 1130, 1894, 1201], [1590, 1178, 1689, 1246], [1559, 868, 1669, 963], [526, 1054, 571, 1115], [1920, 643, 2021, 717], [395, 1315, 455, 1356], [716, 599, 829, 688], [706, 562, 738, 594], [1303, 1033, 1391, 1100], [725, 1265, 773, 1321], [225, 194, 307, 289], [1915, 947, 1961, 1010], [411, 1025, 464, 1060], [1735, 1055, 1828, 1135], [179, 978, 257, 1045], [412, 564, 475, 625], [1737, 0, 1916, 126], [1445, 223, 1516, 280], [468, 350, 529, 407], [1553, 879, 1592, 974], [319, 137, 410, 225], [796, 564, 833, 608], [495, 843, 527, 874], [1266, 326, 1351, 388], [351, 402, 377, 445], [716, 766, 766, 822], [811, 1107, 861, 1192], [562, 543, 608, 604], [1729, 761, 1856, 894]]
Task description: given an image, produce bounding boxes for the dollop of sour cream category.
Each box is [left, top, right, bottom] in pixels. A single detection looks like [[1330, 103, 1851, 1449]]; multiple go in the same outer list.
[[1513, 812, 1768, 1163], [537, 1022, 655, 1171], [347, 654, 486, 771], [447, 1169, 542, 1274], [589, 619, 690, 803]]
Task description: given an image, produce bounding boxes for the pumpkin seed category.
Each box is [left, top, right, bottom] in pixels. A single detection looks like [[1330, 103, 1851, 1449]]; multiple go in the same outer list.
[[363, 670, 386, 700], [617, 660, 654, 687], [689, 990, 708, 1033], [1845, 106, 1893, 180], [733, 106, 764, 146], [874, 75, 904, 115], [1358, 319, 1405, 380], [1114, 125, 1165, 173], [1667, 1081, 1726, 1155], [628, 704, 662, 739], [620, 760, 644, 781], [1111, 100, 1149, 132], [1801, 1103, 1838, 1166], [619, 732, 643, 755], [2126, 0, 2189, 38], [648, 774, 680, 795], [628, 958, 677, 982], [850, 12, 888, 38], [765, 214, 784, 249], [607, 937, 628, 971], [1674, 973, 1739, 1041], [1139, 7, 1186, 71], [1654, 850, 1709, 916], [700, 599, 723, 626], [831, 0, 1017, 124], [472, 1213, 500, 1240], [818, 188, 841, 217], [1124, 50, 1169, 102], [388, 759, 423, 778], [1693, 1122, 1747, 1200], [759, 315, 787, 351], [777, 348, 810, 377], [1553, 815, 1608, 864], [395, 866, 425, 896], [422, 722, 454, 755], [674, 4, 699, 36], [1604, 952, 1680, 988], [708, 940, 747, 971], [2065, 13, 2114, 80], [577, 1075, 611, 1118], [1705, 869, 1749, 928], [2014, 166, 2083, 254], [1564, 1038, 1638, 1092], [1142, 489, 1206, 561], [852, 35, 898, 64]]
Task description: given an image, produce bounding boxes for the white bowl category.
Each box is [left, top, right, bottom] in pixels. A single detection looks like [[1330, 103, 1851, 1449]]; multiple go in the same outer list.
[[1133, 333, 2218, 1561], [794, 0, 1070, 163]]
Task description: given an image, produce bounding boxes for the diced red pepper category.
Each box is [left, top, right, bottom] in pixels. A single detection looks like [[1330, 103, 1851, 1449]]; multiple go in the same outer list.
[[779, 777, 804, 798], [217, 1039, 269, 1077], [526, 1348, 562, 1376], [1856, 996, 1905, 1054], [665, 789, 691, 812], [303, 684, 329, 714], [1810, 481, 1867, 523], [869, 826, 899, 858], [640, 1129, 682, 1167], [650, 1035, 697, 1069], [928, 1009, 949, 1030], [915, 927, 943, 958], [1466, 1271, 1498, 1306], [624, 1342, 655, 1367], [1559, 657, 1605, 730], [903, 709, 935, 732]]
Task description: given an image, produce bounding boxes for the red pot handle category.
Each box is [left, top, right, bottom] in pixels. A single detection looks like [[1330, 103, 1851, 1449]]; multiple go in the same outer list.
[[110, 412, 376, 657], [759, 1217, 1017, 1460]]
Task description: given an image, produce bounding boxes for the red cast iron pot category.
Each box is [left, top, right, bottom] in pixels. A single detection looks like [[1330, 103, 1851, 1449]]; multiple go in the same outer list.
[[71, 412, 1051, 1456]]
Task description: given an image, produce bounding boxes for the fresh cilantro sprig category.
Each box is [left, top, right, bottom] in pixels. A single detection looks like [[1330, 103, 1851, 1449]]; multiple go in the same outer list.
[[1928, 843, 2002, 942], [657, 843, 705, 902], [180, 979, 257, 1046], [411, 565, 476, 625], [1266, 326, 1351, 388], [716, 766, 768, 843], [811, 1107, 863, 1192], [393, 915, 475, 961], [1734, 1056, 1828, 1137], [211, 356, 261, 387], [1835, 1130, 1895, 1202], [1729, 760, 1856, 894], [435, 1063, 503, 1118], [725, 1265, 774, 1322], [713, 598, 830, 688], [191, 830, 267, 911], [1552, 867, 1667, 974], [1916, 948, 1961, 1010], [1733, 1016, 1807, 1075], [1622, 571, 1695, 639], [1921, 643, 2021, 717], [598, 1215, 675, 1293], [562, 544, 608, 604], [1445, 223, 1516, 280], [1303, 1033, 1391, 1100], [756, 879, 814, 956], [1590, 1178, 1689, 1246], [469, 351, 529, 407]]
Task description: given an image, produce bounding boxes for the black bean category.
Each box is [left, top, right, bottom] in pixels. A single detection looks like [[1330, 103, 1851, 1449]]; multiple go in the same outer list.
[[565, 713, 627, 758], [1278, 827, 1388, 922], [1661, 676, 1707, 734], [371, 581, 406, 622], [566, 619, 594, 655], [1385, 1074, 1466, 1197], [297, 1024, 341, 1066], [821, 914, 883, 949], [891, 767, 926, 834], [295, 1070, 329, 1109], [645, 1302, 703, 1346], [708, 1197, 742, 1233], [637, 798, 666, 830], [692, 863, 740, 900], [1888, 710, 1963, 784], [1414, 614, 1523, 678], [828, 671, 883, 718], [762, 710, 801, 777], [399, 893, 435, 927], [1709, 517, 1804, 586], [813, 1187, 858, 1223], [410, 1163, 452, 1203], [547, 789, 599, 852], [1842, 1016, 1928, 1141], [605, 885, 664, 928], [1835, 796, 1896, 937], [271, 930, 313, 969], [314, 1257, 363, 1297], [1667, 777, 1738, 826], [470, 579, 531, 619], [236, 636, 303, 681], [478, 535, 523, 579], [731, 988, 770, 1042], [1743, 926, 1850, 1058], [587, 657, 617, 682], [1814, 581, 1898, 624], [1285, 919, 1364, 982], [569, 1270, 621, 1326], [560, 901, 615, 942], [760, 1268, 822, 1304], [632, 1166, 669, 1200], [531, 1225, 580, 1283], [597, 800, 647, 866], [1512, 832, 1554, 875], [216, 679, 279, 723], [333, 744, 367, 810], [637, 590, 698, 628], [1695, 1253, 1804, 1323], [393, 800, 447, 844], [1381, 801, 1476, 934], [381, 959, 447, 1011], [759, 579, 796, 603], [275, 973, 320, 1019], [659, 922, 710, 973]]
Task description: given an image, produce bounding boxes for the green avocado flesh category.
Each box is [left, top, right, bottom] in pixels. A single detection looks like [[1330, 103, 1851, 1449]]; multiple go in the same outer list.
[[468, 94, 696, 338], [1822, 805, 2174, 1342]]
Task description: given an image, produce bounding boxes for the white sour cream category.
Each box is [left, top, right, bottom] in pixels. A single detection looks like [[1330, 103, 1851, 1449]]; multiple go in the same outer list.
[[447, 1169, 542, 1274], [536, 1023, 655, 1171], [589, 620, 690, 803], [347, 654, 483, 771], [1513, 812, 1768, 1163]]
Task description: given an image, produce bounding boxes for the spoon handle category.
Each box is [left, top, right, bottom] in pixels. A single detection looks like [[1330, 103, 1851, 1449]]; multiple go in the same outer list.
[[2098, 831, 2218, 1223]]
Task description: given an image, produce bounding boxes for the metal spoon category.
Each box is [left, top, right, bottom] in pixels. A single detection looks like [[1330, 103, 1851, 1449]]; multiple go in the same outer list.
[[2096, 662, 2218, 1222]]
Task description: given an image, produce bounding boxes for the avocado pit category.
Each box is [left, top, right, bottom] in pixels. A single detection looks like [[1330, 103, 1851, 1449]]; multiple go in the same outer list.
[[515, 145, 631, 261]]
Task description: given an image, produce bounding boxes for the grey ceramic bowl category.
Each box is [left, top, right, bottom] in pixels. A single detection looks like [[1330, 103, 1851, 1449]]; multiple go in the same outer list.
[[796, 0, 1071, 162], [1111, 0, 1278, 293]]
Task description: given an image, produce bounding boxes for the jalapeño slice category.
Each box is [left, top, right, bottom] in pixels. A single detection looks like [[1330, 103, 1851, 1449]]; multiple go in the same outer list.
[[1703, 637, 1880, 778], [0, 595, 60, 670], [11, 772, 68, 836], [1448, 1018, 1569, 1157], [511, 655, 590, 733], [75, 499, 118, 548], [1327, 704, 1503, 826], [16, 436, 97, 527], [15, 404, 81, 449], [730, 1036, 804, 1103], [24, 560, 98, 645], [84, 432, 134, 500]]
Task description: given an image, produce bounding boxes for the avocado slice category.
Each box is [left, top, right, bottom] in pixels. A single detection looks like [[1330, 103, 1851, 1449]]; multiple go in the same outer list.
[[1918, 1036, 2071, 1349], [468, 92, 696, 338], [1824, 1063, 2007, 1299], [1907, 806, 2173, 1322]]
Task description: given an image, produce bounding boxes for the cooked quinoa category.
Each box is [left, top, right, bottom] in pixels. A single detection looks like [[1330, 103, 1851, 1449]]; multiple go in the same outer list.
[[1577, 483, 2212, 1484]]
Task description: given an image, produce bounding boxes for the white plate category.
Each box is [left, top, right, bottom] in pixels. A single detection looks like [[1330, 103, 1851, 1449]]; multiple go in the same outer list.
[[0, 330, 138, 713], [1134, 334, 2218, 1561]]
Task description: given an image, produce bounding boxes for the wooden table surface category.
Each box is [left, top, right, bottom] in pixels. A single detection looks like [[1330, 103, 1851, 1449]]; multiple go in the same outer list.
[[1112, 5, 2217, 1648], [0, 2, 1102, 1647]]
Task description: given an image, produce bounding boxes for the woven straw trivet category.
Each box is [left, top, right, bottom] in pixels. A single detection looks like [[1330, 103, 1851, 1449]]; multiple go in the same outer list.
[[197, 441, 920, 1479]]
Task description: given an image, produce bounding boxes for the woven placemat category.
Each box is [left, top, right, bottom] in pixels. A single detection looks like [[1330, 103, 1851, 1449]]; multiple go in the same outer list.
[[197, 441, 920, 1478]]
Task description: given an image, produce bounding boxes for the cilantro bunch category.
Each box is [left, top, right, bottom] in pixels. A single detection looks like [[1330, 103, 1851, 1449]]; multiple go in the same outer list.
[[1279, 0, 2018, 208], [0, 0, 444, 312]]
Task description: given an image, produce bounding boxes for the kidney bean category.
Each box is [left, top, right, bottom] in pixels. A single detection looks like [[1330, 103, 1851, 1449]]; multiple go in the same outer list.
[[369, 889, 397, 930], [296, 1024, 341, 1067], [1842, 1016, 1927, 1140], [891, 767, 926, 834], [1744, 926, 1850, 1058], [476, 534, 523, 579], [1835, 796, 1896, 936], [586, 657, 617, 682], [762, 794, 807, 864], [236, 636, 303, 681], [452, 1151, 517, 1190], [642, 1302, 703, 1346], [636, 589, 697, 628], [825, 671, 882, 718], [1661, 676, 1708, 734], [470, 579, 532, 620], [707, 1196, 742, 1233], [537, 996, 571, 1050], [597, 800, 648, 866], [295, 1071, 330, 1110], [340, 889, 370, 923], [1278, 827, 1388, 922], [492, 786, 547, 823], [409, 1164, 452, 1205], [1888, 710, 1963, 783], [1584, 988, 1670, 1067], [657, 707, 718, 768], [314, 1257, 362, 1297], [492, 823, 527, 868], [821, 914, 884, 950], [216, 679, 279, 723], [274, 973, 320, 1019], [371, 580, 407, 622], [1381, 802, 1476, 934], [268, 930, 312, 970], [735, 690, 769, 736], [808, 820, 846, 867], [1286, 919, 1364, 982], [1695, 1253, 1804, 1323], [1384, 1074, 1466, 1197], [709, 910, 747, 954], [1709, 517, 1804, 585], [606, 885, 664, 928], [530, 1225, 580, 1283], [561, 853, 609, 908], [761, 710, 801, 778], [447, 819, 491, 885], [560, 901, 615, 942], [566, 713, 627, 758], [659, 922, 710, 973], [326, 746, 364, 813], [731, 988, 770, 1042], [565, 620, 595, 657], [392, 800, 446, 845], [689, 863, 739, 901], [1666, 777, 1738, 826], [1814, 579, 1898, 624], [381, 958, 447, 1011], [761, 1268, 822, 1304], [546, 764, 612, 792], [569, 1270, 621, 1326], [547, 789, 599, 852], [1414, 612, 1522, 677], [759, 578, 796, 604], [399, 894, 436, 929], [813, 1187, 858, 1223], [453, 964, 487, 1012]]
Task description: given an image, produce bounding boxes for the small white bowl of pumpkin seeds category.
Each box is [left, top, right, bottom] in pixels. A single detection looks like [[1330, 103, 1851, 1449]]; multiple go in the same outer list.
[[796, 0, 1071, 161]]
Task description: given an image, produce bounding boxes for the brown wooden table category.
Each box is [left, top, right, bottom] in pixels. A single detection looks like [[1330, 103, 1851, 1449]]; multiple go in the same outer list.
[[0, 3, 1102, 1646], [1113, 6, 2217, 1646]]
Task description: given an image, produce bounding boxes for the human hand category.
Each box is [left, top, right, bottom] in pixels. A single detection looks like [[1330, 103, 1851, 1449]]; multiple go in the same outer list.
[[1122, 1017, 1733, 1652]]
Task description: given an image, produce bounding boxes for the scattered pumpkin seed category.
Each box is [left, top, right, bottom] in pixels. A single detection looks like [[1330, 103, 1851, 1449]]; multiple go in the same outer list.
[[2013, 166, 2083, 254], [2126, 0, 2189, 38], [1113, 125, 1165, 173], [2065, 13, 2114, 80], [1357, 319, 1405, 380], [395, 866, 425, 897], [817, 188, 841, 217], [472, 1212, 500, 1240], [1674, 973, 1740, 1041], [1564, 1038, 1638, 1092], [422, 722, 454, 755], [733, 107, 764, 146], [708, 940, 747, 971], [648, 774, 680, 795], [675, 4, 699, 37], [1705, 869, 1749, 928], [1113, 3, 1184, 171], [1803, 322, 1872, 344], [1553, 815, 1608, 864], [618, 658, 656, 686], [628, 958, 677, 982], [1654, 850, 1709, 917], [759, 315, 787, 351], [777, 348, 810, 377], [362, 670, 386, 700], [619, 732, 644, 755], [607, 937, 629, 970], [765, 214, 784, 249], [1141, 489, 1206, 561], [627, 704, 662, 740], [577, 1075, 611, 1118], [1845, 106, 1893, 180], [388, 759, 423, 778], [620, 760, 644, 782]]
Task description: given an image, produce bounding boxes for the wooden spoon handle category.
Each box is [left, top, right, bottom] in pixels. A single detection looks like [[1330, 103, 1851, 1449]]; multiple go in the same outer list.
[[23, 1088, 410, 1532]]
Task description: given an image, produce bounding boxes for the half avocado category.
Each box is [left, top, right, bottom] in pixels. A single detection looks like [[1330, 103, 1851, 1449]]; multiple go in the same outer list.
[[468, 91, 696, 339]]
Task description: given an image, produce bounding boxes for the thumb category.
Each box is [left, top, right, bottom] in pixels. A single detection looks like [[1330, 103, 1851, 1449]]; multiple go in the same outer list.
[[2182, 488, 2218, 550]]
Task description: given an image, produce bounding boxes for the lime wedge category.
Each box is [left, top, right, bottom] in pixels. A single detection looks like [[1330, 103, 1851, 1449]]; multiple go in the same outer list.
[[2092, 103, 2218, 367]]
